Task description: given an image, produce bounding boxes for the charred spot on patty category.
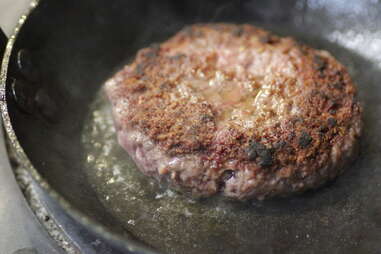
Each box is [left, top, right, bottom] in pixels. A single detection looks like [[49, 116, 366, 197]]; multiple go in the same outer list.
[[319, 125, 329, 133], [247, 141, 273, 167], [218, 169, 236, 190], [327, 117, 337, 127], [313, 55, 327, 71], [299, 131, 313, 148]]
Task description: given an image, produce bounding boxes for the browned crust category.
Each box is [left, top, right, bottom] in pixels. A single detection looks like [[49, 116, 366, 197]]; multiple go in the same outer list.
[[106, 23, 362, 199]]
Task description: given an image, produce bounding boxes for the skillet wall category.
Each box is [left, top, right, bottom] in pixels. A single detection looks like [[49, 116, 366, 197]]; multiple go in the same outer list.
[[5, 0, 381, 253]]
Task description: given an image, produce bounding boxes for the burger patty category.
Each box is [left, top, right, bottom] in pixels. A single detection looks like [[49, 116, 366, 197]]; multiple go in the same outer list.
[[105, 23, 362, 200]]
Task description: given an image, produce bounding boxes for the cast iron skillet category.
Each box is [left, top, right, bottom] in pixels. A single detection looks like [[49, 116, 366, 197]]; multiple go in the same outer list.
[[1, 0, 381, 253]]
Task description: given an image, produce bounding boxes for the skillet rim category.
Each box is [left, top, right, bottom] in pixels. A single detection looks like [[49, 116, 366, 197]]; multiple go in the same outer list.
[[0, 1, 160, 253]]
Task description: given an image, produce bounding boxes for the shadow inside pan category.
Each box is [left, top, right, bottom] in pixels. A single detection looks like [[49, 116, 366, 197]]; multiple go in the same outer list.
[[6, 0, 381, 253]]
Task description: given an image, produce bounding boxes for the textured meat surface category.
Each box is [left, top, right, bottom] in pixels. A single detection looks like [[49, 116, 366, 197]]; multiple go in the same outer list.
[[105, 24, 362, 200]]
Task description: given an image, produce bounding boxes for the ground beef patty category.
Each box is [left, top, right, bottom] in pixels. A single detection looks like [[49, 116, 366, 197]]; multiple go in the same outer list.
[[105, 23, 362, 200]]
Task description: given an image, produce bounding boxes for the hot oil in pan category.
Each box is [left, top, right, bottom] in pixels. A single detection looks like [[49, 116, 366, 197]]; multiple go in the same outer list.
[[82, 93, 255, 253], [81, 80, 374, 254]]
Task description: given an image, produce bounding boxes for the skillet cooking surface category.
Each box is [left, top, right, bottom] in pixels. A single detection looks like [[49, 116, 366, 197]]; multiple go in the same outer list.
[[5, 0, 381, 253]]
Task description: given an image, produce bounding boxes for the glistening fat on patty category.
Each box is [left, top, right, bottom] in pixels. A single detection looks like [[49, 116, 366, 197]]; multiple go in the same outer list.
[[105, 23, 362, 200]]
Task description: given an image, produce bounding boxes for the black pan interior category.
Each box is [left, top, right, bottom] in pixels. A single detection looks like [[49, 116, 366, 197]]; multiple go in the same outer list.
[[5, 0, 381, 253]]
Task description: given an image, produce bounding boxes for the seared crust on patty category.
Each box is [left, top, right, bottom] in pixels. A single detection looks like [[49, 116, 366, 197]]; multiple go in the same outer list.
[[105, 24, 362, 200]]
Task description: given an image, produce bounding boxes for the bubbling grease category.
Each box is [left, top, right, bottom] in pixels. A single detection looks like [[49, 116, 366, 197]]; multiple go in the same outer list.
[[170, 70, 300, 130]]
